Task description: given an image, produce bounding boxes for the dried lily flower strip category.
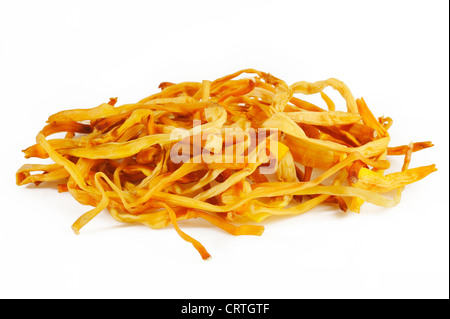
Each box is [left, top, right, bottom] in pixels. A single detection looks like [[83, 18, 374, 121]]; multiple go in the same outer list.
[[16, 69, 437, 260]]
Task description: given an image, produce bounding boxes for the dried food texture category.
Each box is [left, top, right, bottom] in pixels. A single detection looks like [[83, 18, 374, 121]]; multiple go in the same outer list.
[[16, 69, 436, 260]]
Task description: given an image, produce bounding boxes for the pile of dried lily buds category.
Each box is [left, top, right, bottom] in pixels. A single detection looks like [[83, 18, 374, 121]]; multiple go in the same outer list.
[[16, 69, 436, 260]]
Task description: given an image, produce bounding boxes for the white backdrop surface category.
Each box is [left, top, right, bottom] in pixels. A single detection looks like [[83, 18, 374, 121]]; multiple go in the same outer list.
[[0, 0, 448, 299]]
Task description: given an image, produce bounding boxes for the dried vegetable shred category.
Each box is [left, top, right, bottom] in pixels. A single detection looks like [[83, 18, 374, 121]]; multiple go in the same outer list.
[[16, 69, 436, 260]]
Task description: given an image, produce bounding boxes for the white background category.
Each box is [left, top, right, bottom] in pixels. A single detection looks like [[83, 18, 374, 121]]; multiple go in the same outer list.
[[0, 0, 448, 299]]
